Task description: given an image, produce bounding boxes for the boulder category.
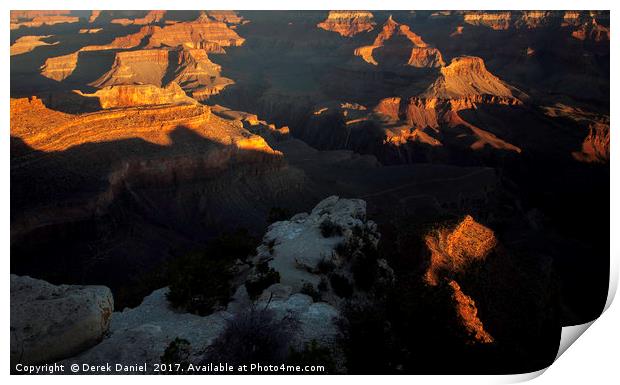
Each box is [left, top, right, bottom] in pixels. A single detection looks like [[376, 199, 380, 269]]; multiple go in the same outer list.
[[10, 274, 113, 365]]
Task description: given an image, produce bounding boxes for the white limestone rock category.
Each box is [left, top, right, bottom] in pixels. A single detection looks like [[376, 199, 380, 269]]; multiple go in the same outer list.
[[10, 274, 113, 365]]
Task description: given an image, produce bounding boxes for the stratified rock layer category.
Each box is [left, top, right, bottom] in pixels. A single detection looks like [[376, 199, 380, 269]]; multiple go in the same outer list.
[[10, 35, 57, 56], [317, 11, 376, 37]]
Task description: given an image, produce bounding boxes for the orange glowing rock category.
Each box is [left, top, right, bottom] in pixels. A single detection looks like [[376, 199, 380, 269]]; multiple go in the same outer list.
[[354, 16, 444, 68], [447, 280, 495, 344], [10, 10, 79, 30], [10, 35, 58, 56], [317, 11, 376, 37], [424, 215, 497, 285]]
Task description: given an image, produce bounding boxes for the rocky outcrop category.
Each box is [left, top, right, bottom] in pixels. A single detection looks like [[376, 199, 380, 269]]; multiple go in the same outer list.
[[90, 49, 170, 88], [111, 10, 166, 26], [172, 48, 235, 100], [424, 215, 497, 285], [88, 47, 234, 99], [420, 56, 516, 100], [543, 103, 610, 163], [354, 16, 444, 68], [89, 10, 101, 23], [64, 288, 231, 367], [242, 195, 389, 304], [447, 280, 494, 344], [573, 122, 610, 163], [10, 275, 113, 366], [61, 197, 376, 370], [10, 35, 57, 56], [571, 18, 610, 42], [317, 11, 376, 37], [40, 52, 78, 81], [463, 11, 512, 30], [79, 83, 198, 109], [79, 28, 102, 34], [147, 12, 245, 52], [422, 216, 497, 345], [10, 10, 79, 30], [207, 11, 245, 25]]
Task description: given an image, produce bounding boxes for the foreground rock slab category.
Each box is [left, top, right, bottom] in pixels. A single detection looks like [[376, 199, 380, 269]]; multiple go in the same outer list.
[[10, 275, 114, 366]]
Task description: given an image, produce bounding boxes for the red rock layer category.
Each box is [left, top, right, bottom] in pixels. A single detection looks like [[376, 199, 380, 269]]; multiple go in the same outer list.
[[79, 83, 198, 109], [317, 11, 376, 37], [447, 280, 495, 344], [10, 35, 57, 56], [207, 11, 245, 25], [424, 215, 497, 285], [111, 10, 166, 26], [573, 122, 610, 163], [147, 12, 245, 51]]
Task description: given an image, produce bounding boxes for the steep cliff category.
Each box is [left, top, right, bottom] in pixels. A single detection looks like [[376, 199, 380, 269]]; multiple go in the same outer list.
[[317, 11, 376, 37], [10, 35, 58, 56], [354, 16, 444, 68], [79, 83, 198, 109], [10, 10, 79, 30], [147, 12, 245, 52]]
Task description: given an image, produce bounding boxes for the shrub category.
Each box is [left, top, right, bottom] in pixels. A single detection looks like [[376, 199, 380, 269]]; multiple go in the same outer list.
[[166, 252, 233, 315], [300, 282, 321, 301], [166, 229, 258, 315], [329, 273, 353, 298], [203, 308, 297, 366], [245, 262, 281, 300], [317, 257, 336, 274], [319, 219, 343, 238]]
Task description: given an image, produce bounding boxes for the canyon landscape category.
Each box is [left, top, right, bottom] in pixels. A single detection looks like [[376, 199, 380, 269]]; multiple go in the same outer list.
[[10, 10, 610, 374]]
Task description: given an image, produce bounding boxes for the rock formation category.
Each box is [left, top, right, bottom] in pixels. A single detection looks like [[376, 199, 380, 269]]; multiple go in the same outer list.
[[40, 13, 244, 89], [207, 11, 245, 25], [171, 48, 235, 100], [422, 216, 497, 344], [571, 18, 610, 42], [79, 28, 102, 34], [146, 12, 245, 52], [89, 10, 101, 23], [40, 52, 79, 81], [574, 122, 610, 163], [10, 35, 58, 56], [543, 103, 610, 163], [88, 47, 234, 99], [57, 197, 378, 369], [420, 56, 515, 100], [10, 274, 113, 366], [447, 280, 495, 344], [78, 83, 198, 109], [424, 215, 497, 285], [10, 10, 79, 30], [354, 16, 444, 68], [10, 96, 284, 239], [463, 11, 512, 30], [111, 10, 166, 26], [317, 11, 376, 37], [90, 49, 170, 88]]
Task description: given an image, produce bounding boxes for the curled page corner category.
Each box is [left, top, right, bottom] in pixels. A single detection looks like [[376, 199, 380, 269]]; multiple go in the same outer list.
[[555, 321, 595, 360]]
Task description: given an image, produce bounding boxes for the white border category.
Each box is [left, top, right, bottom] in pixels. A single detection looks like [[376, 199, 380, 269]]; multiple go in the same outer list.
[[3, 1, 618, 384]]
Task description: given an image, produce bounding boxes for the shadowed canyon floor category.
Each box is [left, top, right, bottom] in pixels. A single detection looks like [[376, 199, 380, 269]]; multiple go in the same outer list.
[[10, 10, 609, 374]]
